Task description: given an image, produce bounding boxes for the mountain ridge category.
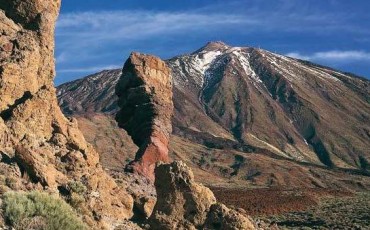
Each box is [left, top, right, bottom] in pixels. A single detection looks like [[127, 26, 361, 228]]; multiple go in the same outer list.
[[57, 42, 370, 186]]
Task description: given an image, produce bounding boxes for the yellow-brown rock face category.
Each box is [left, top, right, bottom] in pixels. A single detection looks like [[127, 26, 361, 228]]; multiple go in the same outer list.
[[149, 161, 256, 230], [116, 52, 173, 181], [0, 1, 133, 228]]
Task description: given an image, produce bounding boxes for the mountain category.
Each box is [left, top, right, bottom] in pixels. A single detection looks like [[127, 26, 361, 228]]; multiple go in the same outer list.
[[57, 41, 370, 189], [169, 41, 370, 169], [57, 69, 121, 115]]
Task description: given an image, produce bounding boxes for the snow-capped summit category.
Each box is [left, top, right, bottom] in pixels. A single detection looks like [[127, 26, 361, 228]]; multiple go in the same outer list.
[[57, 42, 370, 172]]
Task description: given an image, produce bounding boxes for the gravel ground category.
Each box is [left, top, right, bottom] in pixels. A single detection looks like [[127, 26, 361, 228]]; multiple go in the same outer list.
[[260, 192, 370, 229]]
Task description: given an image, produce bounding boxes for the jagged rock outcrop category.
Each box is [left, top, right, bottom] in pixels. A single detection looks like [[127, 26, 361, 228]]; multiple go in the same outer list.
[[204, 203, 255, 230], [134, 196, 156, 219], [116, 52, 173, 180], [0, 1, 133, 228], [149, 161, 255, 229]]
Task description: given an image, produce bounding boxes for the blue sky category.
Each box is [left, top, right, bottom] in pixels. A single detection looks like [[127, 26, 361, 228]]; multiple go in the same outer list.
[[55, 0, 370, 85]]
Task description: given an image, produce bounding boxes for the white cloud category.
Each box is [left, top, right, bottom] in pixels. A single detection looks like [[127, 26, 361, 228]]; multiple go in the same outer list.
[[313, 51, 370, 60], [56, 11, 251, 44], [57, 11, 250, 29], [57, 65, 121, 73], [55, 7, 357, 52], [55, 10, 254, 65], [286, 50, 370, 62], [285, 52, 312, 60], [55, 4, 365, 56]]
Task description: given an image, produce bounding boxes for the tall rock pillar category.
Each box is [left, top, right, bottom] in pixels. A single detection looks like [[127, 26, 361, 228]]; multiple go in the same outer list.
[[116, 52, 173, 181]]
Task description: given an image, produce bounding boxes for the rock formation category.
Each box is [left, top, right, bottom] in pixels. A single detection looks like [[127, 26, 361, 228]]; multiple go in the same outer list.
[[149, 161, 255, 230], [204, 204, 256, 230], [0, 1, 133, 228], [116, 52, 173, 180]]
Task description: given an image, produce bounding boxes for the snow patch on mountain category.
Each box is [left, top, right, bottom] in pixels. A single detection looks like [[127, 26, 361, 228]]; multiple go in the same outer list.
[[168, 50, 223, 90], [231, 48, 262, 84], [191, 51, 223, 84], [263, 50, 341, 83]]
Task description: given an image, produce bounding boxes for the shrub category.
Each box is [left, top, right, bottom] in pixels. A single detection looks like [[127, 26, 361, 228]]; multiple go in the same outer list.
[[68, 181, 87, 195], [2, 191, 87, 230]]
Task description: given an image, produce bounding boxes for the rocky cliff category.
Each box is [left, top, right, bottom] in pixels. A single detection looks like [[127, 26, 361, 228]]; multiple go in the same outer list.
[[0, 1, 133, 228], [116, 52, 173, 180]]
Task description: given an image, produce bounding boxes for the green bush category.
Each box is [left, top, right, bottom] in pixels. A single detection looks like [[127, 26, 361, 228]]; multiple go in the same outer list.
[[68, 181, 87, 195], [2, 191, 87, 230]]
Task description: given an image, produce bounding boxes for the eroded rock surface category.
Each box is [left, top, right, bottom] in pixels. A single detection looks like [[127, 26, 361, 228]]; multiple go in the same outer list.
[[116, 52, 173, 180], [204, 203, 255, 230], [0, 1, 133, 228], [149, 161, 255, 229]]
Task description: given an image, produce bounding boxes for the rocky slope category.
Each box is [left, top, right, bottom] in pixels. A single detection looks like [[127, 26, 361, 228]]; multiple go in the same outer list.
[[170, 41, 370, 169], [57, 42, 370, 189], [58, 69, 121, 116], [0, 1, 134, 228]]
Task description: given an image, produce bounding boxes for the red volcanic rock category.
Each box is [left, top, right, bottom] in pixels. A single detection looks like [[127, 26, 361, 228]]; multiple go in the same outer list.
[[116, 52, 173, 180]]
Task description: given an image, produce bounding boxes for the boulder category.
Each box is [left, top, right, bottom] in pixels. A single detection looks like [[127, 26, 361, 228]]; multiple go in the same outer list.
[[149, 161, 216, 229], [204, 203, 255, 230], [134, 196, 157, 219]]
